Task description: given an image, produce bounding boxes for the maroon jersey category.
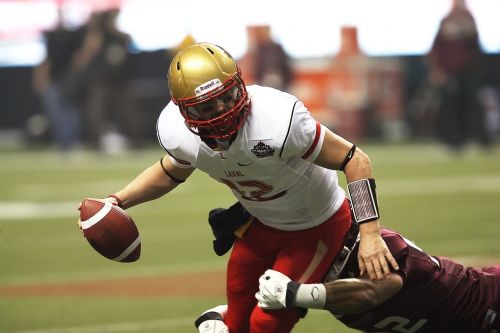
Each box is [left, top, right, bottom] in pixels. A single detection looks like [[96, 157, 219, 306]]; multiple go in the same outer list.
[[334, 228, 499, 333]]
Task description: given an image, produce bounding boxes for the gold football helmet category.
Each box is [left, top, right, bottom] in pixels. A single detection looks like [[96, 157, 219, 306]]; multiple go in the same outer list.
[[168, 42, 250, 141]]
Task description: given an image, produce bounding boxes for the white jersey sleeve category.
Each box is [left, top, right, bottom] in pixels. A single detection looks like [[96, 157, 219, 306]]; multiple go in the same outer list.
[[279, 101, 325, 162], [156, 101, 199, 169]]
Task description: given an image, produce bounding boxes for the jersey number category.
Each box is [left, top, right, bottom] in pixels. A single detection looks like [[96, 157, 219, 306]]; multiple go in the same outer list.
[[374, 316, 428, 333], [221, 179, 286, 202]]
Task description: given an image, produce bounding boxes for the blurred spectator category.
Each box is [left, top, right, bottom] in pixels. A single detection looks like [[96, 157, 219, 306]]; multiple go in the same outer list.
[[251, 26, 293, 91], [80, 9, 140, 153], [32, 8, 86, 152], [126, 48, 174, 142], [327, 26, 374, 141], [427, 0, 491, 150]]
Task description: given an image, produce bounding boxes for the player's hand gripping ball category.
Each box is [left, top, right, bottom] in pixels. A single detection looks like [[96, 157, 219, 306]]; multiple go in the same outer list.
[[78, 198, 141, 262]]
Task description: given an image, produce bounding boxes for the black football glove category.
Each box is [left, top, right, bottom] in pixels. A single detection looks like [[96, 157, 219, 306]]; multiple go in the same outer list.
[[208, 202, 251, 256]]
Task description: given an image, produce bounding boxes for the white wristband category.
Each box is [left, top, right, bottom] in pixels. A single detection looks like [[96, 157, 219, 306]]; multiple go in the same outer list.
[[294, 283, 326, 309]]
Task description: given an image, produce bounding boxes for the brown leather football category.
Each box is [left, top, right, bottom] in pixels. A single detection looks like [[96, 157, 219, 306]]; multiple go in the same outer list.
[[79, 198, 140, 262]]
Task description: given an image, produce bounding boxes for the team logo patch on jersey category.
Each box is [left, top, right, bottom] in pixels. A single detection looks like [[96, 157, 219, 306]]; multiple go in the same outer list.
[[251, 141, 275, 158]]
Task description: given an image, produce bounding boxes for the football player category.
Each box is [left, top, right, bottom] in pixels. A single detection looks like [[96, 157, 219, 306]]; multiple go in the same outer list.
[[196, 218, 500, 333], [93, 42, 398, 333], [256, 230, 500, 332]]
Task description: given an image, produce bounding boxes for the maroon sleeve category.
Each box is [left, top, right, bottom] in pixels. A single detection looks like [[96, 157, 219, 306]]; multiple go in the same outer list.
[[337, 228, 499, 332]]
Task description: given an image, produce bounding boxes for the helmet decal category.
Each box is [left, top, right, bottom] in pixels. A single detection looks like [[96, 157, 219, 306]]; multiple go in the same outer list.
[[195, 79, 223, 96]]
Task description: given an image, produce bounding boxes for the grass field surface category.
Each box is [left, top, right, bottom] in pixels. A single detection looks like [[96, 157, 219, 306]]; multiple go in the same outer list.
[[0, 142, 499, 333]]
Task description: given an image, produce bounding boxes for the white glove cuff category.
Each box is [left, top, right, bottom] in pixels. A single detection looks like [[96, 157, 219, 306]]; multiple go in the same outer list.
[[294, 283, 326, 309]]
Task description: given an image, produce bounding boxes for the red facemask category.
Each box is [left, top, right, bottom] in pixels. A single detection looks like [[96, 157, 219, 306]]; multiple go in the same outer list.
[[175, 75, 250, 141]]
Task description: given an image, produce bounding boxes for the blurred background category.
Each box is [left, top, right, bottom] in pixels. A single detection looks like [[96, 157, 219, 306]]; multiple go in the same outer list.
[[0, 0, 499, 152], [0, 0, 499, 332]]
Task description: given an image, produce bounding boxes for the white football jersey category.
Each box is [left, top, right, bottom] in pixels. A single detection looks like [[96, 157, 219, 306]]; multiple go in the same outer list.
[[156, 85, 345, 231]]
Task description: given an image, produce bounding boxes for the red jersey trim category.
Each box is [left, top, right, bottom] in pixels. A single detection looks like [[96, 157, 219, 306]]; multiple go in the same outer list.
[[302, 121, 322, 159]]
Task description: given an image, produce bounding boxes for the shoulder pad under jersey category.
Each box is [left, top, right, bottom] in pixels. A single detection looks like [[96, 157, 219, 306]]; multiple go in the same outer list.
[[156, 101, 200, 167]]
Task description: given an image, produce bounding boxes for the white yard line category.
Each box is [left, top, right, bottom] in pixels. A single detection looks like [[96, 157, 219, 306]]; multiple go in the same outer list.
[[379, 175, 500, 196], [1, 174, 499, 220], [13, 317, 193, 333], [0, 201, 78, 219]]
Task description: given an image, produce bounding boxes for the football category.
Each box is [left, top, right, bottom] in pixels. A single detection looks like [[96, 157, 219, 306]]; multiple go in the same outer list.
[[79, 198, 141, 262]]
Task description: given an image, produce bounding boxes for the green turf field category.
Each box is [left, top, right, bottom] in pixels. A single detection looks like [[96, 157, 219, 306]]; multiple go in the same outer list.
[[0, 142, 499, 333]]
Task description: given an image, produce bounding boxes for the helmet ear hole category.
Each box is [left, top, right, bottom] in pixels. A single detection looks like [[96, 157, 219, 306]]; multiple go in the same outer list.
[[176, 61, 181, 70]]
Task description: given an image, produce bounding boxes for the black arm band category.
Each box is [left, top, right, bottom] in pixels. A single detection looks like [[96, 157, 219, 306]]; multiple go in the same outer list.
[[347, 178, 380, 224], [159, 157, 185, 184], [286, 281, 301, 308], [194, 311, 224, 329], [339, 144, 356, 171]]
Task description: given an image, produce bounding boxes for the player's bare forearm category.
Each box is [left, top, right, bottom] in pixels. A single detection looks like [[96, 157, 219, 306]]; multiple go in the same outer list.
[[314, 130, 354, 170], [324, 278, 380, 314], [342, 151, 401, 278], [313, 130, 398, 279], [359, 219, 381, 235], [257, 269, 403, 314], [342, 147, 374, 182], [313, 129, 375, 181], [115, 156, 194, 209], [324, 274, 403, 314]]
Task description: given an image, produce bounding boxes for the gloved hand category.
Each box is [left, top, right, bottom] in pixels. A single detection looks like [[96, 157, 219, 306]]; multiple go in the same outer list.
[[256, 269, 292, 309], [197, 320, 229, 333], [194, 305, 228, 333], [208, 202, 251, 256]]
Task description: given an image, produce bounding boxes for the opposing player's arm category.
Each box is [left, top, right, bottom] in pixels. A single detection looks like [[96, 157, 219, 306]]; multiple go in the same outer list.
[[113, 155, 194, 209], [313, 128, 399, 280], [257, 269, 402, 314], [323, 274, 403, 314]]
